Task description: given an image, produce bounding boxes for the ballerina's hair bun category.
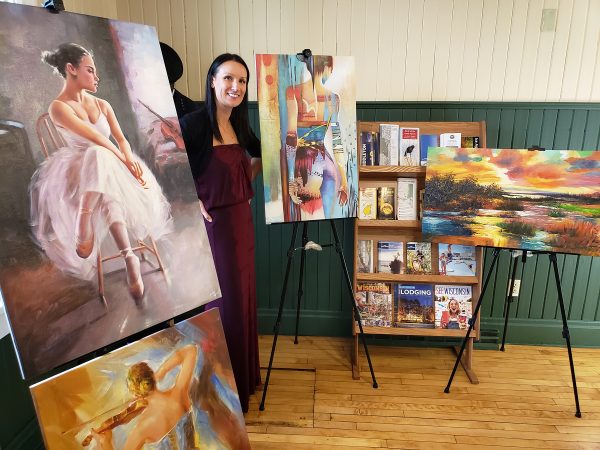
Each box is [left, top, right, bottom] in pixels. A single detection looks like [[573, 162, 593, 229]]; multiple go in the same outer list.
[[41, 43, 92, 78]]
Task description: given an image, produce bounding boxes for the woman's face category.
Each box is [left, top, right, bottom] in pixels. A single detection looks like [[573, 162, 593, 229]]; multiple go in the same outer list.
[[449, 299, 460, 313], [211, 60, 247, 110], [67, 54, 99, 93]]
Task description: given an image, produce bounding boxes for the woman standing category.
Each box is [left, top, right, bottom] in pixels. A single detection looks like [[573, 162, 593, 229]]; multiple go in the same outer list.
[[180, 54, 261, 413]]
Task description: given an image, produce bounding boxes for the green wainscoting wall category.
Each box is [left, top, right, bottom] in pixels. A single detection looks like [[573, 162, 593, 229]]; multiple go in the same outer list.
[[2, 101, 599, 449], [249, 101, 600, 346]]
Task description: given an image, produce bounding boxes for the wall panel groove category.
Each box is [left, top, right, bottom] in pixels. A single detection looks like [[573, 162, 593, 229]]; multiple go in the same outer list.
[[54, 0, 600, 102]]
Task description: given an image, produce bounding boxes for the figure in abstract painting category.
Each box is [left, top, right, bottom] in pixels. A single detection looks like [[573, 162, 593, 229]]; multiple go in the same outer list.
[[31, 43, 173, 300], [423, 148, 600, 256], [256, 54, 357, 223], [30, 308, 250, 450]]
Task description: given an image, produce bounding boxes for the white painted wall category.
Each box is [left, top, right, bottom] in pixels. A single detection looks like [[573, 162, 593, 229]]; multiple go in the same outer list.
[[18, 0, 600, 102]]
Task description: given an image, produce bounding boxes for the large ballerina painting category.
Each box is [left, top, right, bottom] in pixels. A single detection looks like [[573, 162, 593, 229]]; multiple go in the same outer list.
[[30, 308, 250, 450], [0, 3, 219, 378], [256, 54, 358, 224], [423, 148, 600, 256]]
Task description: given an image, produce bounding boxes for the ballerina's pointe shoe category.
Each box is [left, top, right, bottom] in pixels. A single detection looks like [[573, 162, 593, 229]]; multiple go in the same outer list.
[[121, 248, 144, 300], [76, 208, 94, 258]]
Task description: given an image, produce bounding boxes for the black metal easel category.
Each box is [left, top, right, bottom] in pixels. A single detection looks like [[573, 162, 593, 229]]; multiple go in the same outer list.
[[259, 220, 378, 410], [444, 248, 581, 418], [500, 250, 528, 351]]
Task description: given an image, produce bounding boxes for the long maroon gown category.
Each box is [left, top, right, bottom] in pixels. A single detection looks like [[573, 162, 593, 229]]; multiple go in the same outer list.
[[194, 143, 260, 413]]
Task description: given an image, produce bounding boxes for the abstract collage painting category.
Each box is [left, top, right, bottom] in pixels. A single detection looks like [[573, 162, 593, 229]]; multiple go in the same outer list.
[[30, 308, 250, 450], [423, 148, 600, 256], [0, 3, 219, 378], [256, 54, 358, 224]]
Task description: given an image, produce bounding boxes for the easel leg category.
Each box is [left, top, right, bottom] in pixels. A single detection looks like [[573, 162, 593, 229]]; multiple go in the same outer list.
[[259, 222, 299, 411], [501, 251, 519, 351], [445, 247, 501, 393], [352, 333, 360, 379], [549, 253, 582, 418], [294, 222, 308, 344], [455, 337, 479, 384], [330, 220, 378, 388]]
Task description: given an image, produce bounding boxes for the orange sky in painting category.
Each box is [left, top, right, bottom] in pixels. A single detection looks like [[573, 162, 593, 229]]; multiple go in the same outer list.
[[427, 148, 600, 194]]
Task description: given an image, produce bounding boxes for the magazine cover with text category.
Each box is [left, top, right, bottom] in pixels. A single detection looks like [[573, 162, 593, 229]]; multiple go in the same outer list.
[[356, 283, 393, 327], [434, 285, 472, 329], [394, 284, 434, 328]]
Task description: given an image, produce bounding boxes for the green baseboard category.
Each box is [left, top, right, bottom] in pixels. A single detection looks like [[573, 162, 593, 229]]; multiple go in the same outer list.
[[480, 318, 600, 347], [257, 310, 600, 349], [257, 308, 351, 337]]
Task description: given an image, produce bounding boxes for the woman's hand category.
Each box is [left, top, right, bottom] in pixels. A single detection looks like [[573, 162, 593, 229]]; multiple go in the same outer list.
[[288, 178, 303, 205], [90, 428, 113, 449], [124, 155, 147, 188], [337, 185, 348, 205], [198, 199, 212, 222]]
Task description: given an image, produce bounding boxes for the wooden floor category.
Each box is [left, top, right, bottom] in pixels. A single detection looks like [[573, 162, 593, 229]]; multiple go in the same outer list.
[[245, 335, 600, 449]]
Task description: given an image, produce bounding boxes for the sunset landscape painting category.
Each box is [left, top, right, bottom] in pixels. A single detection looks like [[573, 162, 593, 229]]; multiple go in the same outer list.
[[423, 148, 600, 256]]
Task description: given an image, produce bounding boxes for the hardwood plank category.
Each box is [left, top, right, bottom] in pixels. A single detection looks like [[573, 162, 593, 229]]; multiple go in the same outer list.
[[456, 435, 588, 449], [263, 424, 457, 443], [246, 336, 600, 449]]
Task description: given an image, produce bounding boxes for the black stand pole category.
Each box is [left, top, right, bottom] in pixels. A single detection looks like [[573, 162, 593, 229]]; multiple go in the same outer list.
[[549, 252, 581, 418], [260, 222, 299, 411], [330, 220, 378, 389], [445, 248, 581, 417], [445, 247, 501, 393], [259, 220, 378, 411], [294, 223, 309, 344], [501, 251, 527, 351]]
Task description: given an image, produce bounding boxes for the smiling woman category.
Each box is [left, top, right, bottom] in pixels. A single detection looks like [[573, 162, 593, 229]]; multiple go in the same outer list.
[[179, 53, 262, 413]]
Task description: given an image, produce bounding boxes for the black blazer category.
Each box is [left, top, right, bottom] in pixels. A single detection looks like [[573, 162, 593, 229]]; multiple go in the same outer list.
[[173, 89, 201, 119], [180, 106, 261, 179]]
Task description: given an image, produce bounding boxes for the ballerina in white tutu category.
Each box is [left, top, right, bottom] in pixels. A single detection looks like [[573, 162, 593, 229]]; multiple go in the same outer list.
[[30, 43, 172, 300]]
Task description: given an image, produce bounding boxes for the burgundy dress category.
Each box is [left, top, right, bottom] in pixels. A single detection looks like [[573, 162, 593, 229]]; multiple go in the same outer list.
[[195, 143, 261, 413]]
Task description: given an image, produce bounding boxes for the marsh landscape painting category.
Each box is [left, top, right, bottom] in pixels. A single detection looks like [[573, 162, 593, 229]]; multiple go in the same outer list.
[[423, 148, 600, 256]]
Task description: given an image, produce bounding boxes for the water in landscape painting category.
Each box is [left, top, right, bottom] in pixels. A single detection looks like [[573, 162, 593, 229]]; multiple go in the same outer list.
[[423, 148, 600, 256]]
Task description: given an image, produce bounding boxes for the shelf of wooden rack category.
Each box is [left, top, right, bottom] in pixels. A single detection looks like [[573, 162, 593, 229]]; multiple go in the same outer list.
[[359, 166, 425, 177], [357, 219, 421, 229], [354, 324, 479, 339], [356, 273, 479, 284], [351, 120, 487, 385]]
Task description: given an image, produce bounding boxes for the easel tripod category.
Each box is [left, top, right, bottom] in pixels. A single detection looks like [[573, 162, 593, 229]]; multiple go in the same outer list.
[[259, 219, 378, 410], [500, 250, 528, 351], [444, 248, 582, 418]]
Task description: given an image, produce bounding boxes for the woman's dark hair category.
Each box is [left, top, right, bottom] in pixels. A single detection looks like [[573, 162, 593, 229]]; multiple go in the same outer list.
[[41, 43, 92, 78], [205, 53, 252, 147]]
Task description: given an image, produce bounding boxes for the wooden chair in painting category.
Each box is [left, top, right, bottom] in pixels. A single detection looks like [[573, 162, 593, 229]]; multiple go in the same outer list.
[[35, 112, 166, 301]]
